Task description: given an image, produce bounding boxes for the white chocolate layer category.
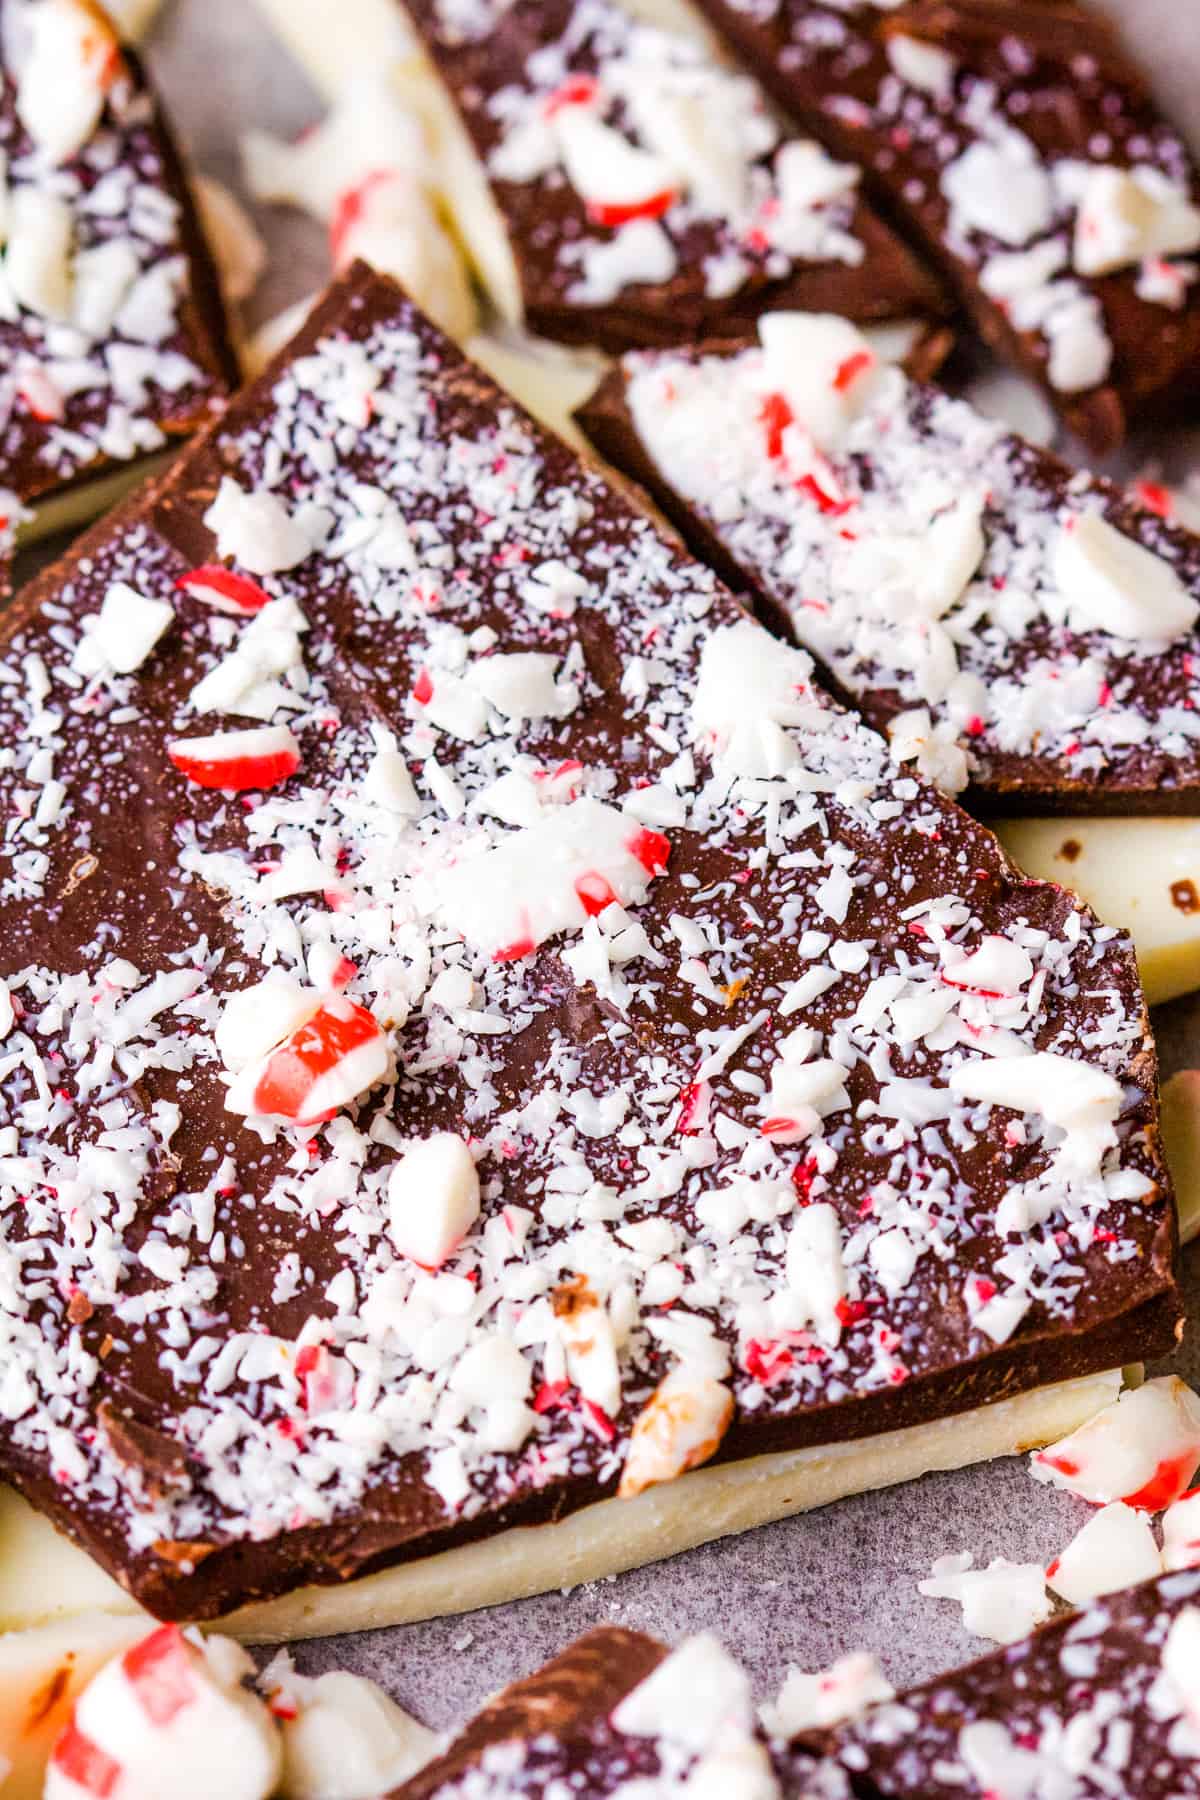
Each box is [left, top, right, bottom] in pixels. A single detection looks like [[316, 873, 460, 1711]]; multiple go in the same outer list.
[[20, 454, 175, 548], [0, 1367, 1121, 1643], [996, 817, 1200, 1006], [0, 1614, 146, 1799], [1161, 1070, 1200, 1246]]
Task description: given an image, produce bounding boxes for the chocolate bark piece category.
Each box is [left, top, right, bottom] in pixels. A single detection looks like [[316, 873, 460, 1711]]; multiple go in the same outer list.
[[577, 330, 1200, 815], [685, 0, 1200, 454], [0, 0, 236, 544], [395, 1628, 671, 1799], [400, 0, 949, 351], [0, 261, 1179, 1625], [815, 1568, 1200, 1799]]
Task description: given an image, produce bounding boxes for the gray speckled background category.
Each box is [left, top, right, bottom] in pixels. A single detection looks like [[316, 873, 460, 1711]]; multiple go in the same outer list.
[[48, 0, 1200, 1738]]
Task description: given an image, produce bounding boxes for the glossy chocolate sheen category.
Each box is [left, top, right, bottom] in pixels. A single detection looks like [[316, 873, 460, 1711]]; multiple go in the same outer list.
[[686, 0, 1200, 453], [578, 348, 1200, 815], [0, 266, 1179, 1624], [0, 3, 236, 516], [401, 0, 949, 351]]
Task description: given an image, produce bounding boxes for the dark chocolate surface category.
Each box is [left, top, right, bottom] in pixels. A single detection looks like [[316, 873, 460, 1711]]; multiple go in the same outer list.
[[821, 1567, 1200, 1798], [578, 342, 1200, 814], [0, 265, 1178, 1625], [402, 0, 948, 351], [687, 0, 1200, 453], [0, 0, 235, 517]]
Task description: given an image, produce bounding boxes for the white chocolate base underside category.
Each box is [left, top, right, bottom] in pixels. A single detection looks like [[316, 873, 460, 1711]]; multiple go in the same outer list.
[[21, 455, 175, 548], [0, 1368, 1121, 1643]]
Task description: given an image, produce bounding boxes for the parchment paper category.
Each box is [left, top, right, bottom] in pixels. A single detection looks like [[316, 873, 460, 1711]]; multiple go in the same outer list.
[[52, 0, 1200, 1734]]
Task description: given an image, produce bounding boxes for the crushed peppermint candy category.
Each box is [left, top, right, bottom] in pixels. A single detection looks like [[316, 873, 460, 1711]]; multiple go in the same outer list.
[[686, 0, 1200, 449], [0, 266, 1174, 1619], [401, 0, 942, 340], [0, 0, 232, 537], [602, 316, 1200, 803]]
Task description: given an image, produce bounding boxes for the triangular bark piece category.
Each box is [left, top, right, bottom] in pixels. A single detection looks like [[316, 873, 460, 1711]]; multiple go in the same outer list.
[[686, 0, 1200, 453], [578, 324, 1200, 813]]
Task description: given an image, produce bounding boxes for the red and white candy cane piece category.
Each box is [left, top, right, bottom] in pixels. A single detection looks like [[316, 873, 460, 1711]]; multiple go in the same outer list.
[[175, 565, 272, 616], [618, 1370, 733, 1499], [45, 1625, 281, 1800], [168, 726, 301, 792], [227, 997, 389, 1125], [1045, 1501, 1162, 1606], [1032, 1375, 1200, 1509]]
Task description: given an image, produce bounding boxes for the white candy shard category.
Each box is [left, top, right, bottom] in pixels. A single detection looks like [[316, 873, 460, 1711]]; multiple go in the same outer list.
[[948, 1051, 1123, 1180], [552, 1279, 621, 1419], [448, 1333, 534, 1454], [784, 1202, 848, 1342], [44, 1625, 281, 1800], [1053, 511, 1198, 645], [757, 312, 881, 452], [1163, 1489, 1200, 1572], [73, 582, 173, 677], [941, 935, 1033, 996], [886, 708, 970, 795], [1046, 1501, 1162, 1605], [205, 477, 313, 575], [918, 1553, 1051, 1645], [1031, 1376, 1200, 1508], [557, 108, 677, 214], [691, 619, 816, 778], [267, 1661, 437, 1799], [1074, 165, 1200, 278], [387, 1132, 480, 1267], [761, 1652, 894, 1737], [215, 978, 322, 1074], [16, 0, 119, 167], [362, 730, 419, 816], [684, 1724, 781, 1800], [436, 797, 666, 961], [5, 188, 73, 319], [618, 1369, 733, 1498], [941, 136, 1054, 246], [613, 1635, 752, 1750], [886, 34, 956, 99]]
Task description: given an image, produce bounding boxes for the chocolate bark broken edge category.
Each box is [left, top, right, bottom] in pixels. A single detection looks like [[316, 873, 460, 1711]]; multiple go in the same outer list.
[[9, 41, 239, 526], [685, 0, 1200, 457], [398, 0, 954, 355], [573, 353, 1200, 819], [0, 263, 1179, 1627], [392, 1628, 667, 1800]]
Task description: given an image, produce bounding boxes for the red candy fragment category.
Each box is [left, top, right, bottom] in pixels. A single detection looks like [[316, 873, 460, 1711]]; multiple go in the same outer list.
[[175, 565, 271, 616], [575, 871, 618, 916], [123, 1624, 195, 1726], [330, 169, 396, 264], [544, 74, 599, 117], [627, 827, 670, 877], [1122, 1451, 1200, 1512], [50, 1721, 122, 1798], [588, 190, 677, 228], [168, 726, 301, 793]]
